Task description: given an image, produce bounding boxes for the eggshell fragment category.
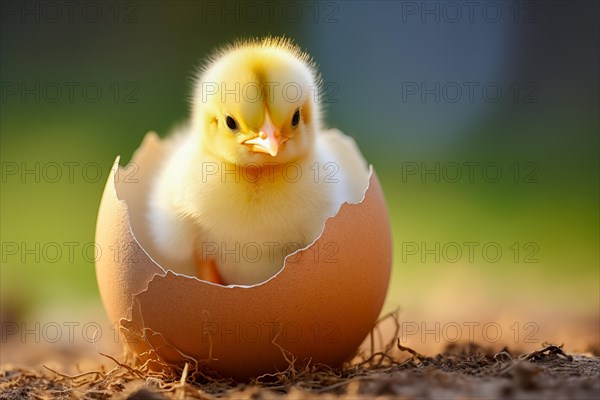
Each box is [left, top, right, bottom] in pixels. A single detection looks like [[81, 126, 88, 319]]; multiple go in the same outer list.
[[95, 131, 392, 380]]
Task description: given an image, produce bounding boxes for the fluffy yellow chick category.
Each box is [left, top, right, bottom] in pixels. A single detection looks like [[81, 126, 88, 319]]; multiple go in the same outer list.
[[149, 37, 361, 285]]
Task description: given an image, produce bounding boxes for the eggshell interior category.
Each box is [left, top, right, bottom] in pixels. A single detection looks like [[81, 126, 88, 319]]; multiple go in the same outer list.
[[95, 131, 392, 380]]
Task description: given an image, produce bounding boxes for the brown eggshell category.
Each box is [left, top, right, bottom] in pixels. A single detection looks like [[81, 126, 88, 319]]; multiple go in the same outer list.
[[95, 131, 392, 380]]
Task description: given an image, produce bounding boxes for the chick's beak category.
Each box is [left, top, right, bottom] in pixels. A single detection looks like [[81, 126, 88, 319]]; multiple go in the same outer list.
[[243, 111, 286, 156]]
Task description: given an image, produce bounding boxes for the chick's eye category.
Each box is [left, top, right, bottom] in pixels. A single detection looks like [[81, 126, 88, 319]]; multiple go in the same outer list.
[[291, 109, 300, 127], [225, 116, 238, 131]]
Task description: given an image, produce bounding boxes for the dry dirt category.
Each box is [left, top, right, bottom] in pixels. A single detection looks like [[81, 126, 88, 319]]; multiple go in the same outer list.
[[1, 343, 598, 399]]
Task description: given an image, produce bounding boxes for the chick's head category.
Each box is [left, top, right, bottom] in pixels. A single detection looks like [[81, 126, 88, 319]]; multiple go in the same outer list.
[[192, 37, 321, 165]]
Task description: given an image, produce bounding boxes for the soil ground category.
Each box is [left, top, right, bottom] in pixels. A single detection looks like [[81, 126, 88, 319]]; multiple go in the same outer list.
[[1, 343, 598, 399]]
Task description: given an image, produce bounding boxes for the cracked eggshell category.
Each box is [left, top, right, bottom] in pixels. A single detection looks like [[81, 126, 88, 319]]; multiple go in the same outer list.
[[95, 130, 392, 381]]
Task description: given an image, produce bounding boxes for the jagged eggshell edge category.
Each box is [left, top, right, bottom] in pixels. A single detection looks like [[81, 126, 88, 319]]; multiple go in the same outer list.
[[95, 131, 392, 380]]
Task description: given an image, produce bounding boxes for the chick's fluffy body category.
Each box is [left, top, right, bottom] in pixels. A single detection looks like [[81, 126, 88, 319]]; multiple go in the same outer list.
[[149, 38, 351, 285]]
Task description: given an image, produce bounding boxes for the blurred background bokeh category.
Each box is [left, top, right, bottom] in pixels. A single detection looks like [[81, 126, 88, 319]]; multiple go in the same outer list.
[[1, 0, 598, 363]]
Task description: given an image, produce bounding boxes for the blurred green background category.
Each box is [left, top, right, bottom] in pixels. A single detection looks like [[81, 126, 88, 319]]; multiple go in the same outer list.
[[1, 1, 598, 355]]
